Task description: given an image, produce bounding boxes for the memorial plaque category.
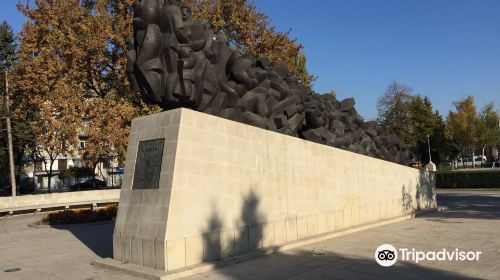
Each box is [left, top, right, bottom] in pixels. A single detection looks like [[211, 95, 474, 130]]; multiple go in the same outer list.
[[133, 138, 165, 189]]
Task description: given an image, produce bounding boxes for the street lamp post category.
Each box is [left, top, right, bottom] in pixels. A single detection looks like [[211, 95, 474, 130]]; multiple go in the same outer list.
[[425, 134, 436, 172], [427, 134, 432, 163]]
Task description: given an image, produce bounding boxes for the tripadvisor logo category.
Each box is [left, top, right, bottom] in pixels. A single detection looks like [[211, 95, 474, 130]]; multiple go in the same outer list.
[[375, 244, 398, 267], [375, 244, 482, 267]]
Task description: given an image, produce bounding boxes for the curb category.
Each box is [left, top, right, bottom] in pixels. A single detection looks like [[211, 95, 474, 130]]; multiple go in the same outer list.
[[436, 188, 500, 192]]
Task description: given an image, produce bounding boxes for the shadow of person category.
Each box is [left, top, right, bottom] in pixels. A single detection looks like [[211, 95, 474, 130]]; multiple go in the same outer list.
[[203, 207, 224, 261], [202, 189, 266, 263], [239, 190, 265, 251]]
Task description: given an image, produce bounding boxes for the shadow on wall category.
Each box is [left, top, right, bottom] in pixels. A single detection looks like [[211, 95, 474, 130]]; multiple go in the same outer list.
[[202, 190, 265, 264], [401, 185, 413, 215], [402, 171, 436, 214], [203, 207, 223, 261], [416, 171, 437, 210], [203, 180, 439, 268], [241, 191, 265, 251]]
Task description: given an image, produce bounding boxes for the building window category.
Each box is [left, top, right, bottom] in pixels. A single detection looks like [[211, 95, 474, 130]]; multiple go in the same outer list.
[[103, 158, 111, 169], [35, 161, 44, 172], [73, 158, 84, 168], [80, 140, 86, 149], [37, 175, 44, 189]]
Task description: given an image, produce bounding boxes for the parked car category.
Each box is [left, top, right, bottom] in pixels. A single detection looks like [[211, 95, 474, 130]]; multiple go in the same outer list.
[[474, 155, 487, 162], [19, 178, 36, 194], [0, 186, 10, 196], [70, 178, 107, 191], [0, 180, 36, 196]]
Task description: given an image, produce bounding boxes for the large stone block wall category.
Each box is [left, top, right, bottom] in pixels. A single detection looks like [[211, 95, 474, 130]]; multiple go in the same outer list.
[[113, 108, 436, 271]]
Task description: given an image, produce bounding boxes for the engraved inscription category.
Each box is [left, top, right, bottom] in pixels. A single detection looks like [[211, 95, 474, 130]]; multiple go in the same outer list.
[[132, 138, 165, 189]]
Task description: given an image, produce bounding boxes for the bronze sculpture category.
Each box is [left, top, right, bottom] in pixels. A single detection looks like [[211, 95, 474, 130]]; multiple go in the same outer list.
[[127, 0, 410, 164]]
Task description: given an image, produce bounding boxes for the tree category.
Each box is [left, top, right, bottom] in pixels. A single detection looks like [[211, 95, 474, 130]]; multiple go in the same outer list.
[[411, 96, 436, 141], [429, 112, 456, 165], [295, 52, 315, 88], [14, 0, 93, 191], [377, 82, 414, 151], [0, 21, 21, 190], [182, 0, 315, 86], [403, 96, 447, 165], [14, 0, 316, 186], [82, 95, 141, 173], [59, 166, 93, 186], [477, 102, 500, 160], [0, 21, 16, 72], [377, 82, 446, 165], [14, 0, 158, 188], [445, 96, 481, 168], [0, 21, 16, 73]]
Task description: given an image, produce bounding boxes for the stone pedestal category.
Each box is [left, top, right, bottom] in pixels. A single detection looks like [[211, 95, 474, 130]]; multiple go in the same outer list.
[[425, 161, 437, 172], [113, 108, 436, 271]]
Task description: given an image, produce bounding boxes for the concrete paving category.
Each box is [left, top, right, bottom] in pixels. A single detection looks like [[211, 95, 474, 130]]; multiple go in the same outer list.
[[1, 190, 500, 280]]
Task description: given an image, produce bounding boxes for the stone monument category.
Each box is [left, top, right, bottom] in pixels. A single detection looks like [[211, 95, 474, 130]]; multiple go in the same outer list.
[[110, 0, 437, 274]]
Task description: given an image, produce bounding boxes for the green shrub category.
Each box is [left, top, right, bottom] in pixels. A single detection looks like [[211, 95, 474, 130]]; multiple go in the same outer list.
[[436, 170, 500, 188], [41, 204, 117, 225]]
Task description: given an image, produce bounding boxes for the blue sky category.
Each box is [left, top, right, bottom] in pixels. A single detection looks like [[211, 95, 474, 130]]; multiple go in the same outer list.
[[2, 0, 500, 120]]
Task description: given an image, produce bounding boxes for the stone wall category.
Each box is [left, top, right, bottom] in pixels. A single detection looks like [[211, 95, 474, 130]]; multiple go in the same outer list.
[[0, 189, 120, 213], [113, 108, 436, 271]]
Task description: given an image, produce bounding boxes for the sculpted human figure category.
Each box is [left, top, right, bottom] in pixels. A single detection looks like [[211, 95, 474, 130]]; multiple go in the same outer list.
[[176, 5, 213, 52], [158, 0, 183, 107], [213, 32, 240, 107], [125, 38, 140, 92], [132, 0, 164, 103], [170, 4, 210, 106]]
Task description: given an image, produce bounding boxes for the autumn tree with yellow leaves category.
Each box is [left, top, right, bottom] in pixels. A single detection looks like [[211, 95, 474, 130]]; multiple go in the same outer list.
[[14, 0, 156, 188], [13, 0, 314, 186]]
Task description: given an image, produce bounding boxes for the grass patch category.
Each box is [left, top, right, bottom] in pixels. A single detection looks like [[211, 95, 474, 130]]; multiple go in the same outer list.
[[41, 204, 117, 225]]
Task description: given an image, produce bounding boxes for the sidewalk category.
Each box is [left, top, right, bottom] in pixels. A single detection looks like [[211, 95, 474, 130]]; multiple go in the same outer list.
[[1, 190, 499, 280]]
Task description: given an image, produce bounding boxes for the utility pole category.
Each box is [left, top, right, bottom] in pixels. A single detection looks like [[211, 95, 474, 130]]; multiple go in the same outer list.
[[427, 134, 432, 163], [425, 134, 436, 172], [5, 70, 17, 196]]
